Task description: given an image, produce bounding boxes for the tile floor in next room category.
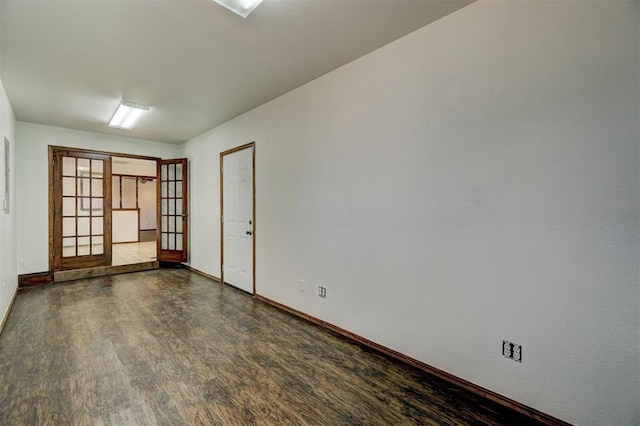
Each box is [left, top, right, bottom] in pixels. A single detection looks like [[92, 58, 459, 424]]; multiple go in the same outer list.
[[112, 241, 157, 266]]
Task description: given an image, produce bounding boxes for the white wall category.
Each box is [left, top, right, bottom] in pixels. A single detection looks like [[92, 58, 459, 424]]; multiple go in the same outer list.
[[0, 77, 17, 327], [182, 2, 639, 424], [112, 158, 156, 177], [112, 210, 139, 243], [15, 122, 181, 273], [138, 180, 156, 230]]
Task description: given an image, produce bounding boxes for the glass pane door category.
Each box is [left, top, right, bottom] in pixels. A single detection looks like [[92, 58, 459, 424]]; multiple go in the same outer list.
[[53, 149, 112, 270], [157, 159, 188, 262]]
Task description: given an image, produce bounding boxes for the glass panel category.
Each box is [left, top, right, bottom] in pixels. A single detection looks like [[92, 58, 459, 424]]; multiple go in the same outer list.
[[168, 234, 175, 250], [78, 237, 90, 256], [176, 163, 182, 180], [168, 181, 175, 198], [79, 178, 91, 197], [168, 216, 175, 232], [92, 217, 103, 235], [161, 165, 167, 181], [168, 199, 175, 215], [62, 177, 76, 196], [161, 199, 167, 215], [78, 217, 90, 236], [63, 197, 76, 216], [161, 233, 168, 250], [176, 201, 182, 216], [176, 235, 183, 251], [92, 198, 104, 216], [161, 216, 167, 232], [91, 160, 103, 177], [92, 236, 103, 255], [77, 158, 90, 175], [161, 181, 167, 198], [176, 181, 183, 198], [63, 237, 76, 257], [122, 178, 136, 208], [62, 157, 76, 176], [78, 198, 90, 216], [112, 176, 121, 208], [168, 164, 175, 180], [63, 218, 75, 237], [176, 217, 183, 233], [92, 179, 103, 197]]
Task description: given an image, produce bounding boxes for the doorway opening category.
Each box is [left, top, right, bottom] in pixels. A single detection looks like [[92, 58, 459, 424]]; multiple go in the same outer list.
[[49, 146, 188, 279], [111, 157, 157, 266]]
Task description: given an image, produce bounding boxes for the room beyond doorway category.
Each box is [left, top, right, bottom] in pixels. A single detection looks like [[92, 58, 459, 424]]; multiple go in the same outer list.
[[111, 157, 158, 266]]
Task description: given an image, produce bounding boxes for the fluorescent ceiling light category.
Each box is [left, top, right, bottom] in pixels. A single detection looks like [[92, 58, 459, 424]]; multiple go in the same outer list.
[[212, 0, 264, 18], [108, 101, 149, 130]]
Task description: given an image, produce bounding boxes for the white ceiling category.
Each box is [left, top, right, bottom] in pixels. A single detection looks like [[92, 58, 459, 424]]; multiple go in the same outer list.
[[1, 0, 473, 144]]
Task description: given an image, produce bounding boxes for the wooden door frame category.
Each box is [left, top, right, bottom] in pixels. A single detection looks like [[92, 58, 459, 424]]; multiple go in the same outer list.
[[220, 142, 256, 295], [48, 146, 160, 272]]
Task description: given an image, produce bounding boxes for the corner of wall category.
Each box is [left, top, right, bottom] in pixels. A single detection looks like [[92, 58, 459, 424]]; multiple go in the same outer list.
[[0, 76, 19, 333]]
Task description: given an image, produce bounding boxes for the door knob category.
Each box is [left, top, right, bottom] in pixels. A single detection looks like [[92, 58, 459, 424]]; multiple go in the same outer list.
[[246, 231, 252, 235]]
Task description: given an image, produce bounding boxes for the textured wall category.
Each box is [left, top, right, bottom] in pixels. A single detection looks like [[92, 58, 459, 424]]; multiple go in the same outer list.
[[0, 77, 17, 329], [182, 2, 640, 424]]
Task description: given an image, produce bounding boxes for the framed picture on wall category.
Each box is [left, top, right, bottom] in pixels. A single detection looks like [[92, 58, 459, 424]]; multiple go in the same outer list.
[[3, 137, 9, 214]]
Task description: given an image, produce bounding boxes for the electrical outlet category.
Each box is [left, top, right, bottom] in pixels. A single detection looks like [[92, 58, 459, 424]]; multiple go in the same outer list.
[[502, 340, 511, 358], [299, 280, 305, 292], [502, 340, 522, 363], [318, 286, 326, 298], [513, 344, 522, 362]]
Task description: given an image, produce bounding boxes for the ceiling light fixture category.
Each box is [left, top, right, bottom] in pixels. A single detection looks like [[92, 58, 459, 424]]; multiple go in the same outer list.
[[108, 101, 149, 130], [212, 0, 264, 18]]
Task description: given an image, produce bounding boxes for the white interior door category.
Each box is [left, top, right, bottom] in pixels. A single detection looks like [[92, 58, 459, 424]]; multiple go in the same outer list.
[[222, 145, 254, 294]]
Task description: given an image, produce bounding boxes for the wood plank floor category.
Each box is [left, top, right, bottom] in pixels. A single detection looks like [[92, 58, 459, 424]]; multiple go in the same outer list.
[[0, 269, 542, 425]]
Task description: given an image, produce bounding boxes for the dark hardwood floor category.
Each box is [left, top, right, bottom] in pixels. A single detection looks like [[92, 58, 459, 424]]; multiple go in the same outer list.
[[0, 269, 541, 425]]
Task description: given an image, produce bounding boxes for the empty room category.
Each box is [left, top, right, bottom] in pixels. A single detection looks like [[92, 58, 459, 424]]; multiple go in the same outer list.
[[0, 0, 638, 424]]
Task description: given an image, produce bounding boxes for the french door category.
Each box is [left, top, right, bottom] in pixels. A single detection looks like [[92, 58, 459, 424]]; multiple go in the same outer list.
[[52, 148, 112, 271], [51, 148, 189, 271], [221, 143, 255, 294], [157, 159, 188, 262]]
